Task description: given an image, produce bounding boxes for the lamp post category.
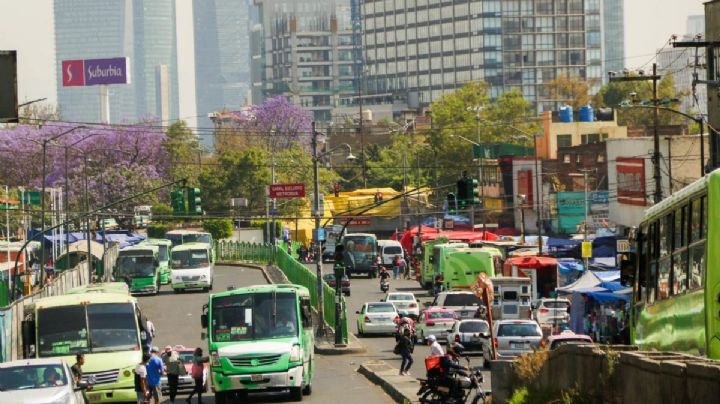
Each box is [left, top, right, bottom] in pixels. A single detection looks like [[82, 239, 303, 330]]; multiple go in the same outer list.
[[311, 122, 356, 340], [39, 125, 86, 286]]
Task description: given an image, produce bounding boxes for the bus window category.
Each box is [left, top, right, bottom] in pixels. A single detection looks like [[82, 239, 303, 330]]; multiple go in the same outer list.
[[658, 258, 671, 299], [672, 251, 688, 295], [690, 198, 701, 242], [690, 243, 705, 289], [648, 262, 657, 304]]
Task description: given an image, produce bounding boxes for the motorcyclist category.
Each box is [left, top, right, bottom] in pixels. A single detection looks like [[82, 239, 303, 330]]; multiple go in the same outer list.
[[441, 342, 471, 377], [379, 267, 391, 285]]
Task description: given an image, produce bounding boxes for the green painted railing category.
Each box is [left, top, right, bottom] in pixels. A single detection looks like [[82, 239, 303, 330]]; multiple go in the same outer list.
[[216, 241, 348, 343]]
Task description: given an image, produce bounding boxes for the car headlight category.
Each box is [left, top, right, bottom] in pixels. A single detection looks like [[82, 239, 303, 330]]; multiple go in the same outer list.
[[211, 351, 220, 367], [290, 344, 302, 362]]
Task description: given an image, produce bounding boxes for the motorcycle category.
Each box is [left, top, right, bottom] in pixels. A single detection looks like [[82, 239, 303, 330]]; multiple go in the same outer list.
[[417, 356, 486, 404], [380, 279, 390, 292]]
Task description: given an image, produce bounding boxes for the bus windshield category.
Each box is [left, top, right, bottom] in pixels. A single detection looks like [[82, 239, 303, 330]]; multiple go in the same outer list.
[[344, 236, 377, 255], [185, 234, 211, 244], [37, 303, 140, 357], [211, 292, 298, 342], [172, 250, 209, 269], [166, 234, 182, 247], [157, 245, 169, 262], [116, 255, 155, 277]]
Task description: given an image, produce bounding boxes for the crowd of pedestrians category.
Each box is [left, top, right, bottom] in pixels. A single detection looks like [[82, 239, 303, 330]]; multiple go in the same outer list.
[[134, 346, 208, 404]]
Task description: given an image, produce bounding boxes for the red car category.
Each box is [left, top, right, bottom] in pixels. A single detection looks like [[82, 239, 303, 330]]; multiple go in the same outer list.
[[323, 273, 351, 296], [160, 345, 209, 394]]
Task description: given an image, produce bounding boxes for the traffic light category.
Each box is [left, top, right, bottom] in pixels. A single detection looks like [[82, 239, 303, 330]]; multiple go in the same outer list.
[[171, 188, 185, 215], [456, 177, 468, 203], [447, 193, 457, 214], [469, 178, 480, 205], [187, 187, 202, 215]]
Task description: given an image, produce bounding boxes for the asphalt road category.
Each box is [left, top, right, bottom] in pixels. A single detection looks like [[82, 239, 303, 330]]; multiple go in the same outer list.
[[137, 265, 393, 404]]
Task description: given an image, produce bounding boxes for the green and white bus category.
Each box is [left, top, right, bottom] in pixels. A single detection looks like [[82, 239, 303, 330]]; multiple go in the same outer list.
[[170, 242, 214, 292], [166, 230, 216, 263], [113, 245, 161, 295], [417, 236, 449, 289], [630, 170, 720, 358], [140, 238, 173, 284], [22, 285, 150, 403], [201, 284, 315, 402]]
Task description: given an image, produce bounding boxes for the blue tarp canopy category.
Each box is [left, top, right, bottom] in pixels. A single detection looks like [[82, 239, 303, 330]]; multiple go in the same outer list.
[[557, 259, 584, 274], [558, 270, 630, 302], [546, 238, 581, 248]]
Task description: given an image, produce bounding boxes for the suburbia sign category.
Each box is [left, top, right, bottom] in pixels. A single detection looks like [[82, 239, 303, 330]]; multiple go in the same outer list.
[[62, 57, 130, 87]]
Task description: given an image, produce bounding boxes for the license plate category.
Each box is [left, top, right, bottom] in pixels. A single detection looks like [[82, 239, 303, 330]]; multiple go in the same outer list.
[[251, 374, 263, 382], [511, 342, 525, 349]]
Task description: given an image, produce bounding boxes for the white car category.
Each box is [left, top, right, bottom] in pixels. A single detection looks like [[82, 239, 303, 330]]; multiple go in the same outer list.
[[431, 291, 484, 320], [356, 302, 400, 336], [532, 298, 570, 325], [415, 308, 458, 342], [0, 358, 88, 404], [446, 319, 490, 354], [384, 292, 420, 319]]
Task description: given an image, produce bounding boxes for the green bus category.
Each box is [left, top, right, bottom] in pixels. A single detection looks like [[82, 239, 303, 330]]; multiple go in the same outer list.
[[417, 236, 449, 289], [431, 243, 468, 287], [201, 284, 315, 402], [114, 245, 161, 295], [22, 286, 150, 403], [166, 230, 216, 263], [444, 248, 499, 290], [140, 238, 173, 284], [630, 170, 720, 358]]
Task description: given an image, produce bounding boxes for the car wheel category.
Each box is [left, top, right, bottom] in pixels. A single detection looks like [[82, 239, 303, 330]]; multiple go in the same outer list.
[[303, 381, 312, 396], [290, 386, 303, 401]]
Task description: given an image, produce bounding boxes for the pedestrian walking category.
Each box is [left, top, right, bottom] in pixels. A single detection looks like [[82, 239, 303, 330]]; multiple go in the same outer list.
[[144, 319, 156, 353], [397, 327, 414, 376], [71, 353, 91, 404], [186, 347, 209, 403], [135, 354, 150, 404], [392, 255, 401, 279], [401, 255, 410, 279], [163, 346, 186, 403], [145, 347, 164, 404]]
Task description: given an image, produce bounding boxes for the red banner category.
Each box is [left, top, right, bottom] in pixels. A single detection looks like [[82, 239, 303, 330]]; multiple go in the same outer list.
[[617, 158, 646, 206], [269, 183, 305, 198]]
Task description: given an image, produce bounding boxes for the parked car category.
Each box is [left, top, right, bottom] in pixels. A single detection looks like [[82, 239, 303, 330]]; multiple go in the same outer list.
[[547, 331, 593, 350], [446, 319, 490, 354], [160, 345, 209, 395], [532, 297, 571, 325], [323, 272, 351, 296], [0, 358, 88, 404], [415, 308, 458, 342], [484, 320, 543, 365], [431, 291, 485, 320], [356, 302, 400, 336], [384, 292, 420, 319]]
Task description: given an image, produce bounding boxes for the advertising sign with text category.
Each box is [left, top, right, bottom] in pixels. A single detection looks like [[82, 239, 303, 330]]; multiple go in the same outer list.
[[62, 57, 130, 87], [617, 158, 646, 206], [269, 183, 306, 198]]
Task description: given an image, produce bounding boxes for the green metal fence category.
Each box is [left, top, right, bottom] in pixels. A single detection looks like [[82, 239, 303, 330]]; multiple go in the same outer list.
[[217, 241, 348, 343]]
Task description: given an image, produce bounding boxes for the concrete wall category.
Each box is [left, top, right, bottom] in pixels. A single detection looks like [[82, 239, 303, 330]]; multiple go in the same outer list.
[[490, 344, 720, 404], [540, 111, 628, 160]]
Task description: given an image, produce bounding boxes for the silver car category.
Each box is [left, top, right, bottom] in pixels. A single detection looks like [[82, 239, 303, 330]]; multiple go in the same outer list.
[[484, 320, 543, 364], [0, 358, 87, 404]]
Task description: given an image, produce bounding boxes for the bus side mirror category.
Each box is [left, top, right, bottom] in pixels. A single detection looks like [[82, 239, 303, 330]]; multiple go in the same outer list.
[[201, 314, 208, 328], [21, 320, 36, 358]]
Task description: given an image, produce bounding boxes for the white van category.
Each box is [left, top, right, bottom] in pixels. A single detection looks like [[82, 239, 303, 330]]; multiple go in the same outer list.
[[377, 240, 405, 268], [170, 242, 214, 292]]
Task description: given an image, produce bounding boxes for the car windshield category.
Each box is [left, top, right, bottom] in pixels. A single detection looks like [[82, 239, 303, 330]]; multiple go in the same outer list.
[[427, 311, 455, 320], [367, 304, 395, 313], [38, 303, 139, 356], [157, 245, 169, 262], [0, 365, 68, 391], [459, 321, 489, 333], [115, 255, 155, 277], [384, 246, 402, 255], [443, 294, 482, 306], [497, 323, 541, 337], [172, 250, 209, 270], [185, 234, 211, 244], [388, 294, 413, 301], [211, 292, 298, 342], [543, 301, 570, 309]]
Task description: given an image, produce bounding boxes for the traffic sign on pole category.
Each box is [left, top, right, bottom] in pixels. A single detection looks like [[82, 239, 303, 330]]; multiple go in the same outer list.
[[581, 241, 593, 258]]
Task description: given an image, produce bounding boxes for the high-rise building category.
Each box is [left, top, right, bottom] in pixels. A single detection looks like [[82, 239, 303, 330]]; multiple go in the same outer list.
[[252, 0, 358, 122], [54, 0, 180, 123], [361, 0, 608, 114], [602, 0, 624, 81], [657, 15, 706, 116], [193, 0, 252, 137]]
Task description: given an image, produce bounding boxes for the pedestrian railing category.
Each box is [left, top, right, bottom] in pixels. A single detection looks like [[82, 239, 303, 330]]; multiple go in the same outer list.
[[217, 241, 349, 343]]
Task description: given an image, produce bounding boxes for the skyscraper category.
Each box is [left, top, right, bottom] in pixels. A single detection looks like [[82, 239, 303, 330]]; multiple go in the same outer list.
[[194, 0, 252, 137], [602, 0, 625, 82], [54, 0, 180, 123]]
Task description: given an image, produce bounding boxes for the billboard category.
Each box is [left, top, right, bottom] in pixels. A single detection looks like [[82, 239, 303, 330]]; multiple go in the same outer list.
[[62, 57, 130, 87], [616, 158, 646, 206], [269, 183, 305, 198], [556, 191, 609, 233], [0, 51, 17, 123]]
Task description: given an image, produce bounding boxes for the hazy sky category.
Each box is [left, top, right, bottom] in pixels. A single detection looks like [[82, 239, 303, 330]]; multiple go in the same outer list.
[[0, 0, 710, 110]]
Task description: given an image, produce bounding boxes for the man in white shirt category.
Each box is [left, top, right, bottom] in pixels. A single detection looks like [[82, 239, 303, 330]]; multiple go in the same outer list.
[[427, 335, 445, 356]]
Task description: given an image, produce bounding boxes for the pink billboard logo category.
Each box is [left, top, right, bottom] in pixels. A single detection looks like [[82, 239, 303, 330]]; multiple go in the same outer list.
[[62, 60, 85, 87]]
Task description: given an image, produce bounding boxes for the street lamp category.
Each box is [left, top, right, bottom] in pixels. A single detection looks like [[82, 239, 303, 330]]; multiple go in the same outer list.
[[311, 121, 355, 340]]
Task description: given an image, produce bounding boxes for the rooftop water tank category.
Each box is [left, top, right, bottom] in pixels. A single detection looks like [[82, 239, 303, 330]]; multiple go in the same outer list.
[[579, 105, 594, 122], [559, 105, 573, 123]]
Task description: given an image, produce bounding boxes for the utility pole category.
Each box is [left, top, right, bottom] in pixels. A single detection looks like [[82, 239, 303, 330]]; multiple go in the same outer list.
[[311, 122, 325, 337], [533, 134, 543, 254], [667, 137, 673, 195], [609, 65, 663, 203], [583, 169, 590, 270]]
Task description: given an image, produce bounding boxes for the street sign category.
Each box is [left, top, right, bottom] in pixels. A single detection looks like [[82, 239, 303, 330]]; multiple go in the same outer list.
[[313, 228, 325, 242], [581, 241, 593, 258], [269, 183, 306, 198], [62, 57, 130, 87], [616, 239, 630, 253], [23, 191, 41, 206]]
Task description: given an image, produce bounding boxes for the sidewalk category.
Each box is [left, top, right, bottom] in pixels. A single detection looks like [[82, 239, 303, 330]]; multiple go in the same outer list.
[[358, 360, 420, 404]]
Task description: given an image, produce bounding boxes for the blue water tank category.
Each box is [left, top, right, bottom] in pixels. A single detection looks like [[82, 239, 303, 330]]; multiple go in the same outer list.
[[559, 105, 573, 122], [579, 105, 594, 122]]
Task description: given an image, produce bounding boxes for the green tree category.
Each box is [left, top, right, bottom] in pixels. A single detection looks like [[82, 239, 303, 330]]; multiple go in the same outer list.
[[548, 75, 593, 109], [366, 132, 432, 190], [147, 224, 169, 238], [203, 219, 233, 240], [200, 146, 271, 213], [150, 203, 173, 223], [165, 121, 203, 186]]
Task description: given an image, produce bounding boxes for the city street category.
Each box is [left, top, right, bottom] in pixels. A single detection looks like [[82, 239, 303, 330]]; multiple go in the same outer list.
[[137, 265, 393, 404]]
